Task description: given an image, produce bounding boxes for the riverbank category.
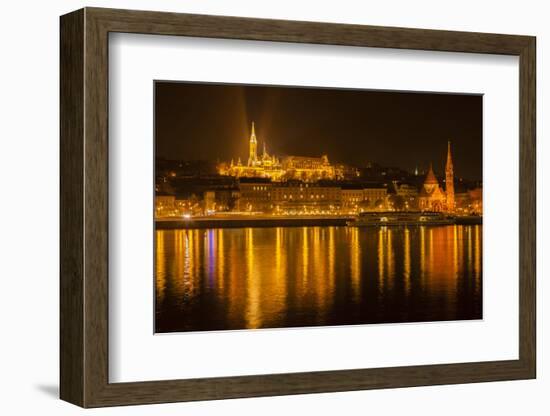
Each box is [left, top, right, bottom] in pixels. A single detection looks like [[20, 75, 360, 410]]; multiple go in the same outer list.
[[156, 214, 481, 229], [156, 216, 351, 229], [455, 216, 483, 225]]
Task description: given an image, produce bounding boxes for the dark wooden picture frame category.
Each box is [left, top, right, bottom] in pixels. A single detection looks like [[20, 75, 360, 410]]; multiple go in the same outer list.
[[60, 7, 536, 408]]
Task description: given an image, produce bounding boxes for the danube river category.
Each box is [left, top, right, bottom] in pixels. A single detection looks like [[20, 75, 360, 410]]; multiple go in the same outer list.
[[155, 225, 482, 333]]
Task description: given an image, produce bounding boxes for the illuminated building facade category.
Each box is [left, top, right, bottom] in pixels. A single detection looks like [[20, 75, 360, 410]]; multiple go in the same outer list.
[[204, 191, 216, 212], [341, 189, 364, 210], [363, 187, 388, 210], [218, 122, 339, 181], [418, 141, 456, 213], [238, 179, 273, 212], [218, 122, 285, 180], [281, 155, 336, 181], [334, 163, 361, 180], [418, 164, 447, 212], [271, 183, 341, 214], [155, 195, 176, 217], [455, 187, 482, 215], [174, 196, 202, 216], [467, 188, 482, 214], [236, 181, 387, 215]]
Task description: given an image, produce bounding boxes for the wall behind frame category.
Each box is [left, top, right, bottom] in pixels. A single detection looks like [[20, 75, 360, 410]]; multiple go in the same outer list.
[[0, 0, 545, 415]]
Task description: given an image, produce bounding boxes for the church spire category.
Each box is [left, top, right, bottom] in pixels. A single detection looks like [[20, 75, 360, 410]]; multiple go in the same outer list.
[[248, 121, 257, 165], [445, 141, 455, 212], [424, 162, 438, 184], [250, 122, 257, 144], [446, 140, 453, 171]]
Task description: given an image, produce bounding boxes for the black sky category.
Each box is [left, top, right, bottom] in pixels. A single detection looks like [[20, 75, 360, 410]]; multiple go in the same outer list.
[[155, 81, 482, 181]]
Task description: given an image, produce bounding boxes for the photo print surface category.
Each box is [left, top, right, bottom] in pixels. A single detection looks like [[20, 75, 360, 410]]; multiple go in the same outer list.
[[154, 81, 483, 333]]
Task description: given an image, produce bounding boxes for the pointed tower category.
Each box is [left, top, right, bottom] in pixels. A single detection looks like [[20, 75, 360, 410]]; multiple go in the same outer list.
[[248, 121, 258, 166], [445, 141, 455, 212], [423, 163, 439, 194]]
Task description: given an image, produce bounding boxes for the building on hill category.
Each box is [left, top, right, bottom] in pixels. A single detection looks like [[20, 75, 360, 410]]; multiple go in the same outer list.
[[281, 154, 337, 181], [218, 121, 339, 182]]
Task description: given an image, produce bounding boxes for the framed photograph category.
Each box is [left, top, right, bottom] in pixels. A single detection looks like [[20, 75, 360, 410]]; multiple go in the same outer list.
[[60, 7, 536, 407]]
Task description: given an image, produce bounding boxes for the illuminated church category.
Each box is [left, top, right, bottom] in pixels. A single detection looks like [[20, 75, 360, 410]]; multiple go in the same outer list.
[[218, 122, 338, 181], [418, 141, 455, 213]]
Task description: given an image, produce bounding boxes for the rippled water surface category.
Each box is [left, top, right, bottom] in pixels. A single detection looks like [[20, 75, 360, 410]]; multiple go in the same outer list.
[[155, 225, 482, 332]]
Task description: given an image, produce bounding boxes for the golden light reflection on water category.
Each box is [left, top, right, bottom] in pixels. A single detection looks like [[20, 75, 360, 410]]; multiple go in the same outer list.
[[386, 228, 395, 290], [378, 227, 386, 293], [155, 230, 166, 304], [420, 226, 426, 281], [216, 229, 225, 292], [273, 228, 288, 319], [301, 226, 309, 285], [474, 226, 482, 296], [156, 225, 483, 332], [350, 227, 361, 303], [404, 228, 411, 295], [245, 228, 261, 328]]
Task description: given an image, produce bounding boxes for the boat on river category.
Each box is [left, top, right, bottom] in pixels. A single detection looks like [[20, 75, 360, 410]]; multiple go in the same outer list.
[[347, 211, 455, 227]]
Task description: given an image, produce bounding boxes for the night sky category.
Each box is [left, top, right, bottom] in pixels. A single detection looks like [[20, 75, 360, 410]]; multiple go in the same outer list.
[[155, 81, 482, 181]]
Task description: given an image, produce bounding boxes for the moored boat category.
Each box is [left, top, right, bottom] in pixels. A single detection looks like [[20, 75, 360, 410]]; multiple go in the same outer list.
[[347, 211, 455, 227]]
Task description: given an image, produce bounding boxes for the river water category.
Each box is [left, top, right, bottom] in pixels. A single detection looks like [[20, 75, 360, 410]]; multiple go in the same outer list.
[[155, 225, 482, 333]]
